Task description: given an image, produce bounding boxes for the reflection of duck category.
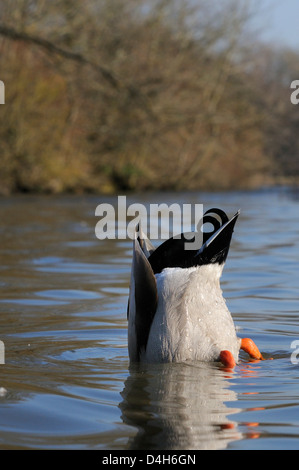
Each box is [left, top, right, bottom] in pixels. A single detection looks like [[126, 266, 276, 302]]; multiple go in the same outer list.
[[120, 362, 242, 450], [128, 208, 264, 367]]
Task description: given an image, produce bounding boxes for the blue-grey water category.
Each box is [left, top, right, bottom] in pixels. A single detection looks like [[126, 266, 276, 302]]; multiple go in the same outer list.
[[0, 188, 299, 450]]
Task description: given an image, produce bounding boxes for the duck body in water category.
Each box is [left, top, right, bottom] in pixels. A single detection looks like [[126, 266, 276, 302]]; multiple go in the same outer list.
[[127, 208, 264, 368]]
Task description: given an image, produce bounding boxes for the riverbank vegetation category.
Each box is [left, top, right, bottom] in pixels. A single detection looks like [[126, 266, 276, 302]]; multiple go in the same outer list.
[[0, 0, 299, 195]]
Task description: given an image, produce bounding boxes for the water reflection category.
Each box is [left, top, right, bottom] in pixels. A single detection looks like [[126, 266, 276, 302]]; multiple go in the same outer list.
[[120, 361, 242, 450]]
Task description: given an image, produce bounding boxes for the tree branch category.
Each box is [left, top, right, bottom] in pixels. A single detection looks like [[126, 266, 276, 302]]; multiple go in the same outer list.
[[0, 23, 120, 89], [0, 23, 157, 119]]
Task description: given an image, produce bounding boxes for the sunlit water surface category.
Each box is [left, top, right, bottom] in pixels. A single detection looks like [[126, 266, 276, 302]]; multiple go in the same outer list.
[[0, 189, 299, 450]]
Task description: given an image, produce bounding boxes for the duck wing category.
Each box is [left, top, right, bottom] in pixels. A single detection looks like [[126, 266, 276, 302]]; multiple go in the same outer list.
[[136, 222, 156, 258], [127, 226, 158, 360]]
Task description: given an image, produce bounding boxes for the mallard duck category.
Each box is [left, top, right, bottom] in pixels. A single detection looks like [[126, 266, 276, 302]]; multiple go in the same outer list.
[[127, 208, 264, 368]]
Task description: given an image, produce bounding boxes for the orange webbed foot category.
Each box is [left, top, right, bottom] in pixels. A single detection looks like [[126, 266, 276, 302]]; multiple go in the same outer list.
[[220, 350, 236, 368], [241, 338, 264, 360]]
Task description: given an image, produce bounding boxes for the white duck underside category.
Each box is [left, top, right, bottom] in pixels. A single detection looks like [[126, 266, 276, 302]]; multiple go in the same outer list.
[[137, 265, 241, 363]]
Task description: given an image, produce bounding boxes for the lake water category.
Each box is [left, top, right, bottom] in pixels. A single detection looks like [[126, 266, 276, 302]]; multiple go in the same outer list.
[[0, 188, 299, 450]]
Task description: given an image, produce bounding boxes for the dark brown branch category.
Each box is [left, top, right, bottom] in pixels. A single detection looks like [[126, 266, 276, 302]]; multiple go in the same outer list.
[[0, 23, 157, 119], [0, 24, 120, 89]]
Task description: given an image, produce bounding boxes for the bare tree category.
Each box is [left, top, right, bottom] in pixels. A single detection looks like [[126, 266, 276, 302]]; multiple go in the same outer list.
[[0, 0, 297, 194]]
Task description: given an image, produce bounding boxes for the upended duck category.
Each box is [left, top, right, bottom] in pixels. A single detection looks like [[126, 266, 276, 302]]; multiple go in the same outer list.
[[127, 208, 264, 368]]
